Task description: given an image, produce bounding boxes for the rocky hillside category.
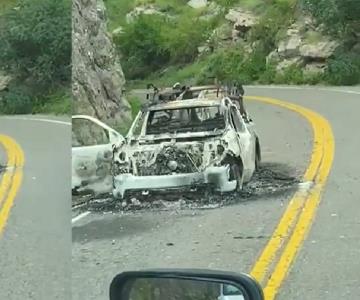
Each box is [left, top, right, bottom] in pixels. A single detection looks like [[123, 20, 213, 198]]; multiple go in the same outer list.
[[106, 0, 360, 87], [72, 0, 131, 129]]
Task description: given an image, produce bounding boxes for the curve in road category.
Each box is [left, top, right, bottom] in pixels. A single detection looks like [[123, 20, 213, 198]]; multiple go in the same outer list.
[[246, 96, 335, 300], [0, 134, 24, 236], [0, 116, 71, 300]]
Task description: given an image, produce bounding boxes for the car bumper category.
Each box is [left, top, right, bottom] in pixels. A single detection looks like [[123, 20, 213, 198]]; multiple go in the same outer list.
[[113, 165, 237, 198]]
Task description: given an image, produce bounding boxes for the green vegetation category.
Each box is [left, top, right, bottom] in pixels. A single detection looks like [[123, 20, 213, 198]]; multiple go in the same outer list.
[[108, 0, 360, 89], [115, 11, 215, 79], [302, 0, 360, 39], [0, 0, 71, 115], [128, 96, 142, 119]]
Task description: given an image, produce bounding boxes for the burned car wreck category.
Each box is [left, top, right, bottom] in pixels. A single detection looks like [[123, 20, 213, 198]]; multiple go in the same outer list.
[[112, 85, 261, 198], [72, 85, 261, 199]]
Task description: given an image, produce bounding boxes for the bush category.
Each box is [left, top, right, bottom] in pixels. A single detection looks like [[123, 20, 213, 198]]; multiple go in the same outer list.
[[117, 12, 213, 79], [302, 0, 360, 39], [197, 45, 268, 85], [32, 90, 72, 115], [249, 1, 295, 54], [116, 14, 171, 79], [162, 12, 214, 64], [0, 0, 71, 86], [324, 52, 360, 85], [274, 65, 305, 84], [0, 86, 33, 114]]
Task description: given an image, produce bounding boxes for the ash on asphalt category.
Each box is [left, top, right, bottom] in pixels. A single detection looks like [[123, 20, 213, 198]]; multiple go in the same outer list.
[[73, 162, 301, 214]]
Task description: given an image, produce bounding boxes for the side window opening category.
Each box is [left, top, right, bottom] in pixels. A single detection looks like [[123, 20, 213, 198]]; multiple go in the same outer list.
[[72, 119, 110, 147], [230, 107, 245, 132]]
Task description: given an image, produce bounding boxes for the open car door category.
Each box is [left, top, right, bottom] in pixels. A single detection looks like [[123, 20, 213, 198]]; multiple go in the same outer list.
[[229, 106, 256, 181], [72, 115, 124, 196]]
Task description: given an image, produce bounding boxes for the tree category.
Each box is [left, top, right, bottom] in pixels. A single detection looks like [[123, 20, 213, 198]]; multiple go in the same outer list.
[[0, 0, 71, 86]]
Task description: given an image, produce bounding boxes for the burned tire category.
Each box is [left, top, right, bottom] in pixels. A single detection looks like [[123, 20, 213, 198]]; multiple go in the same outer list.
[[229, 163, 243, 192], [255, 138, 261, 172], [255, 152, 260, 171]]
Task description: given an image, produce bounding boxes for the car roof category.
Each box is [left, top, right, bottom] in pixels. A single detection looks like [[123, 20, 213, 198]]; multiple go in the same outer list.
[[148, 98, 223, 111]]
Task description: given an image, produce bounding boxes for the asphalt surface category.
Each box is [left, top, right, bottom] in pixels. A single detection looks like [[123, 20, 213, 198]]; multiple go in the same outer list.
[[72, 86, 360, 300], [0, 115, 71, 299], [1, 86, 357, 300], [249, 87, 360, 300], [72, 86, 317, 300]]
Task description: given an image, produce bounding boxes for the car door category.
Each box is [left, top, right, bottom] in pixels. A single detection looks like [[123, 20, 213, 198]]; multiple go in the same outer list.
[[229, 106, 256, 181], [72, 115, 124, 196]]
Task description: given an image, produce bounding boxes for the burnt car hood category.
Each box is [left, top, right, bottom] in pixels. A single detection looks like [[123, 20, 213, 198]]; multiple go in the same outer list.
[[116, 133, 227, 176]]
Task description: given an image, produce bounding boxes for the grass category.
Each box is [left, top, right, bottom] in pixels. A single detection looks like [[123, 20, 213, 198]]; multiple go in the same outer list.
[[304, 30, 325, 44], [126, 59, 208, 90], [0, 0, 16, 14], [128, 95, 142, 118], [105, 0, 135, 30], [32, 89, 72, 115], [105, 0, 192, 31]]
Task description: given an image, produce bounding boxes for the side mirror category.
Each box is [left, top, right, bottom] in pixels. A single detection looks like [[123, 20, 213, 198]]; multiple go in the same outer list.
[[109, 130, 125, 145], [109, 269, 264, 300]]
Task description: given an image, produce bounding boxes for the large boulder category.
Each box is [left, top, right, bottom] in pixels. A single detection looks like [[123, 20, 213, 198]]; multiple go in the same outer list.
[[187, 0, 208, 9], [225, 8, 257, 30], [72, 0, 131, 128], [278, 34, 302, 58], [208, 23, 233, 48], [299, 40, 339, 59], [225, 8, 258, 40]]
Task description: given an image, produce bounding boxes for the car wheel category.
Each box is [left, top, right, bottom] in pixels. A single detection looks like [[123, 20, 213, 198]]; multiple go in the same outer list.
[[229, 163, 243, 191]]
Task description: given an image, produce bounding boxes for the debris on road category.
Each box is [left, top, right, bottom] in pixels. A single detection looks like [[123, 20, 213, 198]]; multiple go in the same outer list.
[[73, 162, 300, 214]]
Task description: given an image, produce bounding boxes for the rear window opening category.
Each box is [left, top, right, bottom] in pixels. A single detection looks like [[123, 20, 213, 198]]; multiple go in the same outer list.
[[146, 106, 226, 135]]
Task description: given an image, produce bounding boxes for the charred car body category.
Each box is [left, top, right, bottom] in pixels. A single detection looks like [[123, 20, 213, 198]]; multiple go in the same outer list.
[[72, 84, 261, 199]]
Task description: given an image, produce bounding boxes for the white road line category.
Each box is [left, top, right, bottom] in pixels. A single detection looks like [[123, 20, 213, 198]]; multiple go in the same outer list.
[[0, 117, 71, 126], [246, 85, 360, 95], [72, 211, 91, 225]]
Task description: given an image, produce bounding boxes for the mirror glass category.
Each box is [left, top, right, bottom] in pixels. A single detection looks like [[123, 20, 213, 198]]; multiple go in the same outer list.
[[118, 277, 247, 300]]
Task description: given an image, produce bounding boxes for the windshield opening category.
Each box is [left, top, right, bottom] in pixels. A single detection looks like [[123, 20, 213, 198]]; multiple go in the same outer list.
[[146, 106, 225, 135]]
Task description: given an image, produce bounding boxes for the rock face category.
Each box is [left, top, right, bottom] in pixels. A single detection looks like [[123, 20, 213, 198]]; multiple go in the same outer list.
[[271, 18, 339, 74], [299, 40, 339, 59], [72, 0, 131, 128], [225, 8, 258, 41], [187, 0, 208, 9], [278, 33, 302, 58]]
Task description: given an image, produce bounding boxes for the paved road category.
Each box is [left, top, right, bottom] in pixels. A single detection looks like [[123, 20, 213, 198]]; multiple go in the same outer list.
[[72, 86, 359, 300], [247, 87, 360, 300], [0, 115, 71, 300]]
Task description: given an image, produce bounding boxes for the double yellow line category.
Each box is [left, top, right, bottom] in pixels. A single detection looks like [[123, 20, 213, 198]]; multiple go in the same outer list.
[[0, 135, 25, 236], [246, 96, 335, 299]]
